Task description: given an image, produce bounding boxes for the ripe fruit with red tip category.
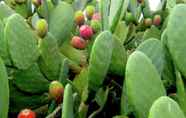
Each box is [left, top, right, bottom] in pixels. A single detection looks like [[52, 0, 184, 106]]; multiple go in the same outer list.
[[90, 20, 101, 33], [92, 13, 101, 21], [49, 81, 64, 102], [153, 15, 161, 26], [71, 36, 87, 49], [17, 109, 36, 118], [79, 25, 93, 39], [85, 5, 95, 19], [144, 18, 152, 27], [35, 19, 48, 38], [32, 0, 42, 7], [74, 10, 85, 26]]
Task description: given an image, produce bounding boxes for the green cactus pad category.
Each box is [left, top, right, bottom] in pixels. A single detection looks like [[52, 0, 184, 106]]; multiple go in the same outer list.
[[60, 41, 87, 66], [109, 36, 127, 76], [13, 63, 49, 94], [167, 4, 186, 78], [49, 2, 74, 46], [0, 58, 9, 118], [0, 20, 11, 65], [88, 31, 113, 92], [38, 33, 62, 80], [62, 84, 74, 118], [125, 51, 166, 118], [5, 14, 39, 69], [0, 2, 14, 20], [137, 38, 165, 75], [148, 96, 185, 118], [9, 81, 49, 112], [73, 68, 88, 95]]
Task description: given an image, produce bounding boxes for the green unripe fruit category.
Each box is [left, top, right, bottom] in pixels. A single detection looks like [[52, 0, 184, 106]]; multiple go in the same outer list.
[[90, 20, 101, 33], [49, 81, 64, 102], [85, 5, 95, 19], [144, 18, 152, 27], [74, 10, 85, 26], [125, 12, 135, 23], [35, 19, 48, 38]]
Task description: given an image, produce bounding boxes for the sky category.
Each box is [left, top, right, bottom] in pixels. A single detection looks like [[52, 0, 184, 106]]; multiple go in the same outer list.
[[149, 0, 161, 11]]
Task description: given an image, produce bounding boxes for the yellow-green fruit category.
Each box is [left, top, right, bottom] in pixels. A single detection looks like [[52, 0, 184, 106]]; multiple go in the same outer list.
[[90, 20, 101, 33], [85, 5, 95, 19], [49, 81, 64, 102], [74, 10, 85, 25], [35, 19, 48, 38]]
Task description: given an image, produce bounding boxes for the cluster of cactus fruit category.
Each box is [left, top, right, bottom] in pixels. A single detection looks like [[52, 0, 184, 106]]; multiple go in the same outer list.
[[1, 0, 186, 118], [71, 5, 101, 49]]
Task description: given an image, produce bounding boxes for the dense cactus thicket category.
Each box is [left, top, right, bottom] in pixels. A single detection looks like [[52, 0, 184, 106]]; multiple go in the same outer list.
[[1, 0, 186, 118]]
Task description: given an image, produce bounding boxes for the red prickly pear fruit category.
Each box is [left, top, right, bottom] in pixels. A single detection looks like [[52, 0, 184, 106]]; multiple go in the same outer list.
[[32, 0, 42, 7], [74, 10, 85, 26], [85, 5, 95, 19], [153, 15, 161, 26], [92, 12, 101, 21], [35, 19, 48, 38], [79, 25, 93, 39], [90, 20, 101, 33], [17, 109, 36, 118], [71, 36, 87, 49], [49, 81, 64, 102], [144, 18, 152, 27]]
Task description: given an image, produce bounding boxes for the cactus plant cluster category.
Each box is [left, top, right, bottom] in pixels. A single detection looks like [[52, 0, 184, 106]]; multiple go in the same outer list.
[[1, 0, 186, 118]]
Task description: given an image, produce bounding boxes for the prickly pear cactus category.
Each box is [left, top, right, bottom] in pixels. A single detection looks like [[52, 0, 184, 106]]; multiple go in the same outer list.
[[88, 31, 113, 92], [49, 2, 74, 46], [38, 33, 62, 80], [12, 63, 49, 94], [5, 14, 39, 69], [2, 0, 186, 117], [62, 84, 74, 118], [0, 58, 9, 118], [0, 2, 14, 20], [125, 51, 166, 118], [148, 96, 185, 118], [109, 36, 127, 76], [137, 38, 165, 75], [167, 4, 186, 78]]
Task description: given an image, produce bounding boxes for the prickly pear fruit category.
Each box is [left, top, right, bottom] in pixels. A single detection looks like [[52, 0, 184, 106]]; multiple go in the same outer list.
[[75, 10, 85, 26], [49, 81, 64, 102], [79, 25, 93, 39], [125, 12, 135, 23], [144, 18, 152, 27], [153, 15, 161, 26], [90, 20, 101, 33], [35, 19, 48, 38], [71, 36, 87, 49], [92, 12, 101, 21], [32, 0, 42, 7], [17, 109, 36, 118], [85, 5, 95, 19]]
